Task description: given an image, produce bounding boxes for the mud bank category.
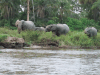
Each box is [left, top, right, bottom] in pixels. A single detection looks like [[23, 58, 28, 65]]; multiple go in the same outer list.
[[23, 45, 100, 50], [0, 37, 100, 49], [1, 42, 100, 49]]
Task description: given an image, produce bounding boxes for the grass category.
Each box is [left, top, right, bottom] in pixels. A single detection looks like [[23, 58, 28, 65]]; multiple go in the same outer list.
[[0, 27, 100, 47], [0, 34, 8, 42]]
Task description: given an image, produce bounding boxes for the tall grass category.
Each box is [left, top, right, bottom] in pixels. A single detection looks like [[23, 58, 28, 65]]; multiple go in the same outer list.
[[0, 27, 22, 38], [0, 27, 100, 47], [0, 34, 8, 42]]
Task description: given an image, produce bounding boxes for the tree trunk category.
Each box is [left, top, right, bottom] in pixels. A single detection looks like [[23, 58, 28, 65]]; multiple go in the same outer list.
[[27, 0, 30, 21], [32, 0, 35, 22]]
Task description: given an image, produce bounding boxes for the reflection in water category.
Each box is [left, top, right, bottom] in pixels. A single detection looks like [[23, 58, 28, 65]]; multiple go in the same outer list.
[[0, 49, 100, 75]]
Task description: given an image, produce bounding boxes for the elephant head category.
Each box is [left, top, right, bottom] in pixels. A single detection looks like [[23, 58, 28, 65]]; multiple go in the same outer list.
[[15, 20, 23, 34], [84, 27, 97, 37], [45, 24, 57, 33], [15, 20, 20, 27]]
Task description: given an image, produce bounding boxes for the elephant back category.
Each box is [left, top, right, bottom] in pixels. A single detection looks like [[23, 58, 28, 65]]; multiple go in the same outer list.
[[57, 24, 69, 33], [35, 27, 45, 31], [22, 21, 35, 30], [91, 27, 97, 36]]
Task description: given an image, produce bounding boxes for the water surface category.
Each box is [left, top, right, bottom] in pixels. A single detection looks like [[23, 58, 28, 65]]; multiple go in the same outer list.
[[0, 49, 100, 75]]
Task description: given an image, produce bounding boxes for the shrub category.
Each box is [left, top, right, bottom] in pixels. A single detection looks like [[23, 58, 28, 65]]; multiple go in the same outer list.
[[0, 27, 100, 47], [38, 32, 57, 42], [0, 34, 8, 42], [68, 32, 93, 46], [0, 27, 21, 38], [91, 33, 100, 46], [55, 31, 94, 47], [21, 30, 42, 42], [66, 17, 99, 31]]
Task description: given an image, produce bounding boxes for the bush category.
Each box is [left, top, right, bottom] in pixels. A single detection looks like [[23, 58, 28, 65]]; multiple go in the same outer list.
[[0, 27, 100, 47], [38, 32, 57, 42], [91, 33, 100, 46], [21, 30, 42, 42], [54, 31, 94, 47], [66, 17, 99, 31], [0, 34, 8, 42], [0, 27, 21, 38]]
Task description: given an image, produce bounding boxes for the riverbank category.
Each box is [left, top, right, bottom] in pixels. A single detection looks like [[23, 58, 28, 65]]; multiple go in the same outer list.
[[0, 41, 100, 49], [23, 44, 100, 50], [0, 27, 100, 49]]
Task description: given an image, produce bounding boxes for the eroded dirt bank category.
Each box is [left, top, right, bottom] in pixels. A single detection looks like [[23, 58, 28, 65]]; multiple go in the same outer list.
[[0, 37, 100, 49]]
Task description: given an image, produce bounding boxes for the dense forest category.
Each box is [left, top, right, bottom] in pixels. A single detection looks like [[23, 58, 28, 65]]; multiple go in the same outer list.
[[0, 0, 100, 31]]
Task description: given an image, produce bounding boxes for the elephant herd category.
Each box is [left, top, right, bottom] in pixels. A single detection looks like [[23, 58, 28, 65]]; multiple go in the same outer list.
[[15, 20, 97, 37]]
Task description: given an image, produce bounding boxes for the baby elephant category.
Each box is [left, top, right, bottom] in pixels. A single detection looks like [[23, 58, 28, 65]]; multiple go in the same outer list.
[[84, 27, 97, 37], [35, 27, 45, 31], [45, 24, 69, 36]]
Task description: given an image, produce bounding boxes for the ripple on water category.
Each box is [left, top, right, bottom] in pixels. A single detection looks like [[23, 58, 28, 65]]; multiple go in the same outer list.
[[0, 49, 100, 75]]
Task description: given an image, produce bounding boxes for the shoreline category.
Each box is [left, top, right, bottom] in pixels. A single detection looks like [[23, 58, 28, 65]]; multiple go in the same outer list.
[[0, 42, 100, 50], [22, 45, 100, 50]]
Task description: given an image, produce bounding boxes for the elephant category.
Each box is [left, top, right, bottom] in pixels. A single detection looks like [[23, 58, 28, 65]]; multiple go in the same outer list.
[[84, 27, 97, 37], [45, 24, 69, 36], [15, 20, 35, 34], [35, 27, 45, 31]]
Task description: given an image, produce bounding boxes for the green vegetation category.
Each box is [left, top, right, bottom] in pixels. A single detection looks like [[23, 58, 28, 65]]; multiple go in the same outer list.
[[0, 0, 100, 48], [0, 34, 8, 42], [0, 0, 100, 30], [0, 27, 100, 47], [66, 17, 99, 31]]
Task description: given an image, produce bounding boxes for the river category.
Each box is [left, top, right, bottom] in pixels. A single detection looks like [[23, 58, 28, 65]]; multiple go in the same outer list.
[[0, 49, 100, 75]]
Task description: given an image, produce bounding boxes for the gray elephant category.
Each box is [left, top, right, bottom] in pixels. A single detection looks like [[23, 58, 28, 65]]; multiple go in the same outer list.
[[35, 27, 45, 31], [45, 24, 69, 36], [84, 27, 97, 37], [15, 20, 35, 34]]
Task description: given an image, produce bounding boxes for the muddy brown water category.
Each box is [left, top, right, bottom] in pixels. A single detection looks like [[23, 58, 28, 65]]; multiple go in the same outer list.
[[0, 49, 100, 75]]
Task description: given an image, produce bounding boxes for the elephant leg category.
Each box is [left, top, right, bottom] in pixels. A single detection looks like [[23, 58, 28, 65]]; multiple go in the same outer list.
[[56, 31, 60, 36], [88, 34, 91, 37], [88, 33, 92, 37], [18, 25, 22, 34], [18, 29, 22, 34]]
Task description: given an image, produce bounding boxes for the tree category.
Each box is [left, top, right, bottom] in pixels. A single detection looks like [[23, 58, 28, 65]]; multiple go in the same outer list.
[[0, 0, 21, 28], [91, 0, 100, 21], [32, 0, 72, 23], [79, 0, 100, 21], [27, 0, 30, 21], [0, 0, 21, 19]]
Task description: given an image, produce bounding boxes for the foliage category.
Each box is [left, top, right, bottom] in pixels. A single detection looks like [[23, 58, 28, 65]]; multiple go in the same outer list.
[[0, 27, 100, 47], [0, 27, 21, 38], [66, 17, 99, 31], [0, 0, 21, 28], [21, 30, 42, 42], [67, 31, 93, 46], [0, 0, 100, 31], [0, 34, 8, 42], [79, 0, 100, 21], [0, 0, 21, 19], [38, 32, 57, 42]]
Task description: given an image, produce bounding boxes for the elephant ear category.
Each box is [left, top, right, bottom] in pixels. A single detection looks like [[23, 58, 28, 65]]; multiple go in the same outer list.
[[51, 25, 57, 31], [15, 19, 20, 27], [46, 25, 53, 32]]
